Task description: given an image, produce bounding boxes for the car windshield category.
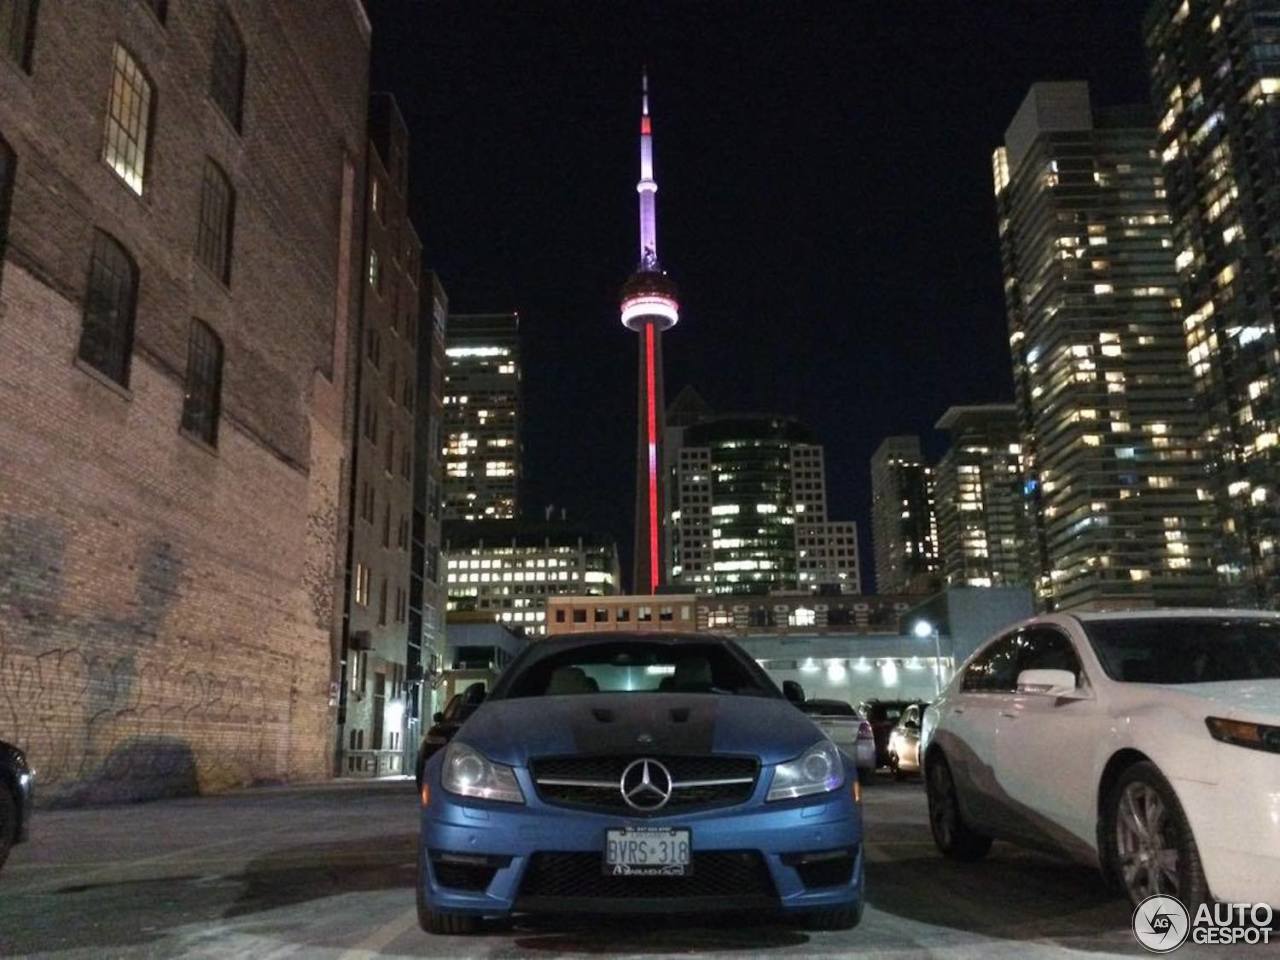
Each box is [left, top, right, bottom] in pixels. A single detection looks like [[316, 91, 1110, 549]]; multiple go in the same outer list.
[[497, 641, 775, 698], [800, 700, 856, 717], [864, 701, 909, 722], [1084, 617, 1280, 684]]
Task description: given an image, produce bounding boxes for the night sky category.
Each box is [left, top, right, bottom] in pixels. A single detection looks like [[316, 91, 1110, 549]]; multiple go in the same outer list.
[[370, 1, 1154, 589]]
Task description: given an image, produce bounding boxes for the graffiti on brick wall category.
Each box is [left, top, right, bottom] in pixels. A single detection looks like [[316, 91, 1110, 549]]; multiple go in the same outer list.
[[0, 515, 275, 800]]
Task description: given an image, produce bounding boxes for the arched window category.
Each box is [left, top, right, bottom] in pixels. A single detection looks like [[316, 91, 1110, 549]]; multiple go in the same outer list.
[[102, 44, 154, 195], [195, 159, 234, 283], [0, 135, 14, 264], [181, 319, 224, 446], [210, 9, 245, 131], [78, 230, 138, 387]]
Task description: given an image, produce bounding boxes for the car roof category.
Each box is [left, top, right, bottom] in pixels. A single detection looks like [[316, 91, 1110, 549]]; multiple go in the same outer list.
[[1066, 608, 1279, 622], [522, 632, 736, 651]]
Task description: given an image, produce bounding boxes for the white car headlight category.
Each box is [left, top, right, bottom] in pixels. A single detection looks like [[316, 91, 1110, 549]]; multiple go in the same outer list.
[[767, 740, 844, 802], [441, 742, 524, 804]]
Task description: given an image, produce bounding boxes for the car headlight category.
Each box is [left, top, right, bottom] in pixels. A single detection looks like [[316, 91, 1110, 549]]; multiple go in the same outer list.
[[1206, 716, 1280, 754], [440, 742, 524, 803], [767, 740, 844, 802]]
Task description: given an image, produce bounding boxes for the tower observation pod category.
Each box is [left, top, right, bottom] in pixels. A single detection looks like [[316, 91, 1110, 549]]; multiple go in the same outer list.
[[620, 69, 680, 595]]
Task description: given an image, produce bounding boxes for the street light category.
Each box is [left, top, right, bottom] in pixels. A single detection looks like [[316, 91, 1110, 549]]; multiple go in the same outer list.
[[912, 619, 945, 696]]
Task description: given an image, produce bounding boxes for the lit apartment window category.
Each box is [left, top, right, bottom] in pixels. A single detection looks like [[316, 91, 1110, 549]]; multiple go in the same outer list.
[[78, 230, 138, 387], [102, 44, 154, 195], [180, 319, 224, 446], [195, 160, 234, 284], [368, 249, 381, 291], [354, 562, 369, 606], [209, 8, 245, 131], [1, 0, 37, 71]]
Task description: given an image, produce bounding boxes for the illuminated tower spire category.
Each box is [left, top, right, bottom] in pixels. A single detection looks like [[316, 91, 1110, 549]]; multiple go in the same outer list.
[[620, 69, 680, 594]]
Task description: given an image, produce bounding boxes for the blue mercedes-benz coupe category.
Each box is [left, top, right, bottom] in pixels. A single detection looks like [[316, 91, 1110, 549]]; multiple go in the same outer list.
[[417, 633, 864, 934]]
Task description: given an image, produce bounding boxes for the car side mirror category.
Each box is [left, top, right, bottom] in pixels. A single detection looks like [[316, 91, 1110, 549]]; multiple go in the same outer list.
[[462, 682, 487, 705], [782, 680, 805, 704], [1017, 668, 1084, 698], [432, 712, 444, 724]]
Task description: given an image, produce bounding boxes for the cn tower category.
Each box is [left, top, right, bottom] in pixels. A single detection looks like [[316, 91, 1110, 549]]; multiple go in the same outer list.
[[620, 69, 679, 595]]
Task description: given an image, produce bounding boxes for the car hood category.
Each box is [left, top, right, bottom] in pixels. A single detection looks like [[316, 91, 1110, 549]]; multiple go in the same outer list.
[[455, 693, 824, 767], [1154, 679, 1280, 723]]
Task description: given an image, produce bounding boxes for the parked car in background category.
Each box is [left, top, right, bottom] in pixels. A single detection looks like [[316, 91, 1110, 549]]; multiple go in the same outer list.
[[415, 683, 486, 787], [799, 698, 877, 777], [922, 611, 1280, 909], [0, 740, 34, 872], [857, 699, 916, 768], [886, 703, 926, 779]]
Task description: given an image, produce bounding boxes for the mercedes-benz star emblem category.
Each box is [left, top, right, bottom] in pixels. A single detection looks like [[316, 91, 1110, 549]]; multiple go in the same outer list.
[[620, 758, 673, 811]]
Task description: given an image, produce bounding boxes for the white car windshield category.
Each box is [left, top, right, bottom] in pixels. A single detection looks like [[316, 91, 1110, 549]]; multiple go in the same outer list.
[[1084, 617, 1280, 684]]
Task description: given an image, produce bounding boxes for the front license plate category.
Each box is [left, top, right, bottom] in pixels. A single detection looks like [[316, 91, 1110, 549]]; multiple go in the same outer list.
[[604, 827, 691, 876]]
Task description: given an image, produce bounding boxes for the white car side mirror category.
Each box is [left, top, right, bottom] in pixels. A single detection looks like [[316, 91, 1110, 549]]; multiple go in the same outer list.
[[1016, 668, 1083, 698]]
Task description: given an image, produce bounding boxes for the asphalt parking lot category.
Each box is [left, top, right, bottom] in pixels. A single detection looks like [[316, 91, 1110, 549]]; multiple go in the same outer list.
[[0, 776, 1257, 958]]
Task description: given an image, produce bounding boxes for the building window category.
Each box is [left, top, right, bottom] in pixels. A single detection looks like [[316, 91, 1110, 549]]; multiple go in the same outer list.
[[354, 562, 369, 606], [77, 230, 138, 387], [617, 607, 631, 622], [366, 326, 381, 368], [139, 0, 167, 23], [572, 608, 587, 624], [378, 578, 388, 625], [180, 319, 223, 446], [371, 176, 383, 220], [554, 609, 566, 623], [209, 8, 245, 131], [1, 0, 37, 72], [381, 502, 391, 548], [0, 135, 13, 263], [384, 425, 394, 473], [195, 159, 234, 284], [368, 249, 381, 291], [102, 44, 153, 195]]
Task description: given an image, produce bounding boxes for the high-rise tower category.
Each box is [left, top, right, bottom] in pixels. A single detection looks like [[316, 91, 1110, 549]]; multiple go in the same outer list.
[[620, 70, 679, 593]]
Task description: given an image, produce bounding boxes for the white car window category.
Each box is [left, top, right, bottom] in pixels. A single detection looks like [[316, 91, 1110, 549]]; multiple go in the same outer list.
[[962, 632, 1020, 693]]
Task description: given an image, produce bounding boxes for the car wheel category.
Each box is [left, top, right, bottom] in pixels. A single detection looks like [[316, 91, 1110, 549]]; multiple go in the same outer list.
[[888, 753, 905, 781], [1105, 761, 1209, 908], [926, 753, 992, 861], [0, 783, 16, 872], [802, 898, 863, 931]]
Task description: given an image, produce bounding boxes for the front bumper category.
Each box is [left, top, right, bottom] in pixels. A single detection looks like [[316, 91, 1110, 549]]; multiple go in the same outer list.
[[1174, 767, 1280, 907], [419, 759, 863, 917]]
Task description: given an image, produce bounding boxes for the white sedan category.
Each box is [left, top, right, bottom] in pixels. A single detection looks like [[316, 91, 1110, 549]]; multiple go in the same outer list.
[[921, 610, 1280, 908]]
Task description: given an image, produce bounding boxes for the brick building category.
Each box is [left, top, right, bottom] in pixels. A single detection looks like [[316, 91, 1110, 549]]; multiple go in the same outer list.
[[337, 94, 437, 778], [0, 0, 371, 803]]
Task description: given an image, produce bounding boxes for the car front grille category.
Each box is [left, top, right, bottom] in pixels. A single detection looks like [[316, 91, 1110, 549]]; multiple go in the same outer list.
[[530, 755, 758, 814], [518, 850, 775, 902]]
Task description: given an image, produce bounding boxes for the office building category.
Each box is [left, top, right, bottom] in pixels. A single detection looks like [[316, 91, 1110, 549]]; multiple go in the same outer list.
[[934, 405, 1034, 588], [339, 94, 425, 778], [0, 0, 371, 802], [443, 520, 621, 636], [408, 273, 450, 741], [1145, 0, 1280, 604], [993, 82, 1218, 610], [870, 436, 941, 595], [669, 414, 861, 595], [441, 312, 521, 521]]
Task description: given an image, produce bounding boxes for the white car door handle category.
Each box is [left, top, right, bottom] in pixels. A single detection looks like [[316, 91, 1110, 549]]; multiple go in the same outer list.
[[999, 711, 1017, 719]]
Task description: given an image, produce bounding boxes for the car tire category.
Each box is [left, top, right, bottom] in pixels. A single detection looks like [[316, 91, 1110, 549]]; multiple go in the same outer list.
[[888, 753, 905, 780], [926, 753, 992, 862], [0, 783, 16, 872], [802, 898, 863, 931], [1103, 761, 1210, 909], [417, 864, 479, 935]]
